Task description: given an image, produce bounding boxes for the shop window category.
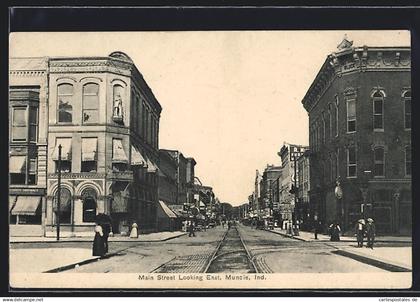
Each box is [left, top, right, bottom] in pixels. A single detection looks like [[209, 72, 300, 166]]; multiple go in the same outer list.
[[11, 107, 27, 142], [405, 145, 411, 176], [57, 83, 74, 123], [346, 99, 356, 133], [82, 83, 99, 124], [403, 90, 411, 130], [373, 147, 385, 177], [55, 187, 72, 224], [372, 91, 384, 130], [347, 146, 357, 178]]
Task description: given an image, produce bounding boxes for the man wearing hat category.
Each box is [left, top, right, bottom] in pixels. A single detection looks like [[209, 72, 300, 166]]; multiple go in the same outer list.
[[355, 218, 365, 247], [365, 218, 376, 249]]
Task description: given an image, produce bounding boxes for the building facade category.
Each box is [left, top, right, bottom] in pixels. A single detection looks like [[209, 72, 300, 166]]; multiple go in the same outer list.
[[302, 39, 411, 235], [297, 150, 310, 227], [10, 51, 162, 236], [9, 58, 49, 236], [277, 143, 309, 222], [260, 165, 283, 218]]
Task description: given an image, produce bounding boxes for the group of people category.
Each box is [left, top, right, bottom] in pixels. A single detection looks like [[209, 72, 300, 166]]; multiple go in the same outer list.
[[326, 218, 376, 248], [355, 218, 376, 249], [92, 214, 113, 257]]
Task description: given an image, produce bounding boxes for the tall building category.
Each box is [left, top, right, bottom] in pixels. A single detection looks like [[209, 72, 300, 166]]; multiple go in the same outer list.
[[277, 143, 309, 222], [10, 51, 162, 236], [260, 165, 282, 218], [296, 150, 310, 226], [301, 38, 411, 235]]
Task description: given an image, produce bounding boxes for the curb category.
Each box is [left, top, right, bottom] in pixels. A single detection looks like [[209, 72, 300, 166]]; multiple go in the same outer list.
[[332, 249, 412, 272], [265, 229, 306, 242], [10, 233, 186, 244]]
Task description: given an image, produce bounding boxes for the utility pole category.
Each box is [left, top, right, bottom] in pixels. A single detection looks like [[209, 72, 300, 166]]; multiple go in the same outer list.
[[56, 144, 62, 241]]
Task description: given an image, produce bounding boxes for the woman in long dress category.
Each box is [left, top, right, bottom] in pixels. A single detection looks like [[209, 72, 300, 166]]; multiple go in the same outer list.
[[92, 223, 105, 256]]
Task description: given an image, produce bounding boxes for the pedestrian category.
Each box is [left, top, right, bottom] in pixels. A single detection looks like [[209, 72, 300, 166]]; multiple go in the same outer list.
[[366, 218, 376, 249], [329, 222, 341, 241], [355, 218, 365, 247], [222, 221, 225, 229], [188, 221, 196, 237], [313, 218, 319, 240], [92, 223, 105, 256], [227, 220, 231, 229]]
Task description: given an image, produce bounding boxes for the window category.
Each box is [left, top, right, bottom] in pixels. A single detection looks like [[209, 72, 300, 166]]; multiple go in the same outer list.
[[29, 107, 38, 142], [9, 155, 26, 185], [347, 146, 357, 178], [81, 138, 98, 172], [328, 104, 332, 139], [28, 158, 37, 184], [403, 90, 411, 130], [11, 107, 27, 142], [55, 188, 71, 224], [405, 145, 411, 176], [57, 84, 74, 123], [82, 83, 99, 124], [53, 138, 72, 173], [113, 84, 124, 117], [336, 149, 340, 178], [322, 114, 326, 144], [373, 91, 384, 130], [83, 198, 97, 222], [142, 103, 147, 139], [346, 99, 356, 132], [373, 147, 385, 177]]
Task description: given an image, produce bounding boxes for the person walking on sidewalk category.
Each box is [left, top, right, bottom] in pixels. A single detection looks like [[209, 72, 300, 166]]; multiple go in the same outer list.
[[329, 222, 341, 241], [92, 223, 105, 256], [355, 218, 366, 247], [188, 221, 196, 237], [366, 218, 376, 249], [314, 219, 320, 240]]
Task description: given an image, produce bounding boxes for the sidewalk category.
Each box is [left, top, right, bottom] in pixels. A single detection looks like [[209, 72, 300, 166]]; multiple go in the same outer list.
[[10, 248, 99, 273], [267, 228, 412, 272], [10, 231, 186, 243], [268, 228, 412, 243]]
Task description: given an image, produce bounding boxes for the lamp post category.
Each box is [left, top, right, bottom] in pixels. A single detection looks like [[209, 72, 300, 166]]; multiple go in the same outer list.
[[56, 144, 62, 241]]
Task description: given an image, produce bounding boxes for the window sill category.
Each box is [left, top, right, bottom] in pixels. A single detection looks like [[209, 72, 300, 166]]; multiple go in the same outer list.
[[373, 129, 385, 132], [347, 176, 357, 179], [346, 131, 356, 134], [373, 176, 385, 179], [404, 128, 411, 131]]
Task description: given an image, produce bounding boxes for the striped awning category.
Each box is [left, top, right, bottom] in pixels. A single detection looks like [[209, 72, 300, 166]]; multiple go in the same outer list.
[[112, 139, 128, 163], [10, 156, 26, 173], [9, 196, 17, 212], [131, 145, 147, 166], [52, 138, 72, 160], [11, 196, 41, 216], [82, 138, 97, 161], [158, 200, 177, 218]]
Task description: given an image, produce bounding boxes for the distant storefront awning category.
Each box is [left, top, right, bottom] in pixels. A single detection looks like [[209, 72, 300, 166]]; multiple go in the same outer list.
[[157, 200, 177, 218], [112, 139, 128, 163], [9, 196, 17, 212], [168, 205, 187, 218], [146, 157, 158, 173], [82, 138, 97, 161], [9, 156, 26, 173], [131, 145, 147, 166], [52, 138, 72, 160], [11, 196, 41, 216]]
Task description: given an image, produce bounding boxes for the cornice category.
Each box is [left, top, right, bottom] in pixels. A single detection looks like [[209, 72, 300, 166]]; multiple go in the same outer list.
[[302, 46, 411, 113]]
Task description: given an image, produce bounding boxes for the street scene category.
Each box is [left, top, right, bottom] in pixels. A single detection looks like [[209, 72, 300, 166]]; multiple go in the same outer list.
[[8, 30, 412, 288]]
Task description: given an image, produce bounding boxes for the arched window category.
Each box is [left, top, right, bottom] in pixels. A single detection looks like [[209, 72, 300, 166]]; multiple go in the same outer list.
[[81, 188, 97, 222], [82, 83, 99, 124], [372, 90, 384, 130], [403, 90, 411, 130], [55, 187, 72, 224], [57, 84, 74, 123], [373, 147, 385, 177]]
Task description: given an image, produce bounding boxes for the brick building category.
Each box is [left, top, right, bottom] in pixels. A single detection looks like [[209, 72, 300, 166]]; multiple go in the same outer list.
[[260, 165, 282, 218], [10, 51, 162, 236], [302, 38, 411, 235]]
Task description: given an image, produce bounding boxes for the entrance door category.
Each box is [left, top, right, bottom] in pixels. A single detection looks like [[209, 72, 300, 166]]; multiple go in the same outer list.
[[373, 206, 392, 235]]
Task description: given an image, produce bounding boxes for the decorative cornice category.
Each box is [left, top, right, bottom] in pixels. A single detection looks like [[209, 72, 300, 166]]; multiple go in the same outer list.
[[302, 46, 410, 113]]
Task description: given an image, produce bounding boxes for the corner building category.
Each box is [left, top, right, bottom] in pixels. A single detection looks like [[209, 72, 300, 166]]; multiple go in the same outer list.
[[38, 51, 161, 236], [302, 40, 411, 235]]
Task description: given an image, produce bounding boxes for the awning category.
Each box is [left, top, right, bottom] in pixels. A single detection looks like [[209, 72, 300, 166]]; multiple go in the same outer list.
[[11, 196, 41, 216], [131, 145, 147, 166], [10, 156, 26, 173], [158, 200, 177, 218], [168, 204, 187, 217], [82, 138, 97, 161], [52, 138, 72, 160], [112, 139, 128, 163], [9, 196, 17, 212], [146, 157, 158, 173]]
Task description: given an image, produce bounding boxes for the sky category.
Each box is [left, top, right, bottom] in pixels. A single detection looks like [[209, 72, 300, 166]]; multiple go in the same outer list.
[[10, 30, 410, 206]]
